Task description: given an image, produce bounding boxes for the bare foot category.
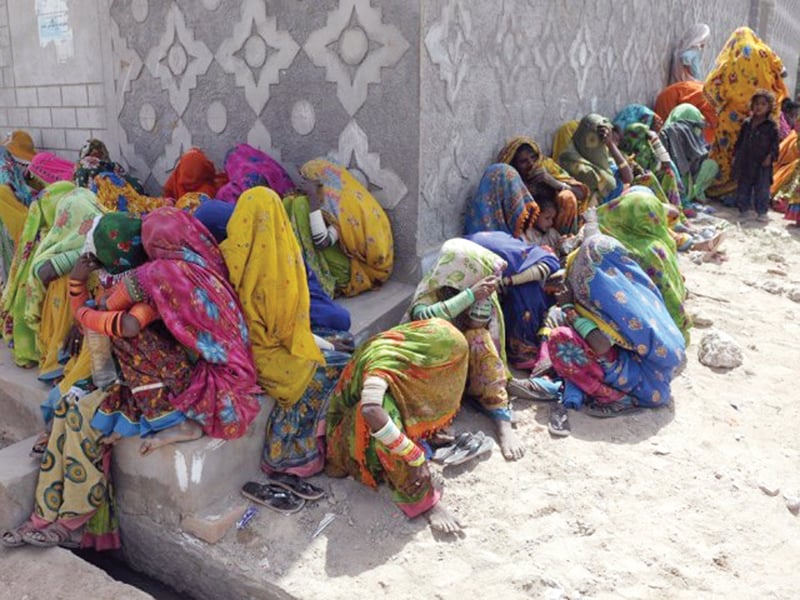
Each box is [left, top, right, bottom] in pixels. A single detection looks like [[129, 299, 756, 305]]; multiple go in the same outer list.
[[494, 419, 525, 461], [425, 502, 463, 534], [99, 432, 122, 446], [140, 420, 203, 456]]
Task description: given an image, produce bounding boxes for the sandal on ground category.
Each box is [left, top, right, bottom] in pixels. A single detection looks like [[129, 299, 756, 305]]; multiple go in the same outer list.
[[431, 432, 473, 463], [548, 404, 571, 437], [584, 400, 642, 419], [267, 473, 326, 501], [30, 431, 50, 457], [241, 482, 306, 514], [22, 523, 80, 549], [444, 432, 493, 467], [1, 521, 38, 548]]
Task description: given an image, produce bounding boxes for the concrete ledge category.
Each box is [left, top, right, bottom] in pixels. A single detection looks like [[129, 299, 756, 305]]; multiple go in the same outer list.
[[0, 347, 50, 442], [112, 397, 273, 527], [0, 435, 41, 531], [0, 546, 154, 599], [336, 280, 415, 346]]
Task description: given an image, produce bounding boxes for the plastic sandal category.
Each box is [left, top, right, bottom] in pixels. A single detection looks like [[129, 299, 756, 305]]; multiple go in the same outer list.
[[1, 521, 39, 548], [431, 432, 472, 463], [22, 523, 80, 548], [241, 482, 306, 514], [267, 473, 326, 501], [548, 404, 571, 437], [445, 433, 494, 467]]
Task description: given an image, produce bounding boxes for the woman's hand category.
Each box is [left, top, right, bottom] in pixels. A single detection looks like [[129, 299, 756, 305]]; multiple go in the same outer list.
[[70, 253, 100, 282], [399, 460, 433, 497], [61, 325, 84, 357], [37, 261, 59, 287], [554, 282, 574, 306], [470, 276, 498, 302]]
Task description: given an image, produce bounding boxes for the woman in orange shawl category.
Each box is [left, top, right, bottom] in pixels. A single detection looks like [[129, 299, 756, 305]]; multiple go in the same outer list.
[[497, 137, 589, 234], [163, 148, 226, 212]]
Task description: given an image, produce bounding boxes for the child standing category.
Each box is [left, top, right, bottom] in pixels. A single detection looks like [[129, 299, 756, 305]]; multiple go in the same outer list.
[[732, 90, 780, 222]]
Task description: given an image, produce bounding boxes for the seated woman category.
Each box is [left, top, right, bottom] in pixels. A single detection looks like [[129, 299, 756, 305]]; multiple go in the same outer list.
[[551, 121, 579, 161], [703, 27, 788, 196], [326, 319, 468, 534], [195, 197, 351, 333], [409, 237, 525, 460], [464, 163, 540, 239], [548, 233, 686, 421], [163, 147, 226, 206], [496, 137, 589, 234], [73, 139, 143, 193], [2, 130, 36, 171], [670, 23, 711, 84], [771, 99, 800, 199], [91, 172, 172, 215], [596, 188, 692, 342], [27, 152, 76, 187], [464, 231, 559, 369], [292, 158, 394, 298], [558, 114, 633, 205], [219, 187, 352, 476], [26, 187, 106, 380], [216, 143, 295, 203], [0, 146, 36, 273], [612, 104, 664, 134], [660, 104, 719, 203], [1, 182, 77, 369], [619, 123, 683, 208]]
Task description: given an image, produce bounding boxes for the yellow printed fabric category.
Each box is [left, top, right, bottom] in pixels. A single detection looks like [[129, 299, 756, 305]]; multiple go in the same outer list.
[[220, 187, 323, 407], [703, 27, 788, 193], [300, 159, 394, 297], [0, 184, 28, 244], [551, 120, 579, 161], [37, 276, 73, 378]]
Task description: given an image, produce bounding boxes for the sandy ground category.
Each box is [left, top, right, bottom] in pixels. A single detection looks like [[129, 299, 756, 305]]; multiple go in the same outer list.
[[221, 205, 800, 600]]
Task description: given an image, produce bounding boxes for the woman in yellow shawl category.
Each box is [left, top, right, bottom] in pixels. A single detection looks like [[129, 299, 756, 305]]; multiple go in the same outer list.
[[91, 172, 173, 216], [26, 187, 105, 380], [292, 158, 394, 298], [1, 182, 76, 368], [703, 27, 788, 196], [497, 136, 589, 233], [220, 187, 352, 476], [552, 121, 579, 161]]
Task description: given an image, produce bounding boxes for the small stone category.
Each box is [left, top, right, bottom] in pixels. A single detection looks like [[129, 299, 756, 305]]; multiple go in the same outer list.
[[767, 267, 787, 276], [743, 279, 757, 287], [698, 331, 744, 369], [689, 251, 704, 265], [715, 472, 724, 480], [747, 344, 758, 351], [652, 445, 671, 456], [691, 313, 714, 328], [787, 287, 800, 303], [759, 484, 780, 497], [784, 496, 800, 515], [181, 502, 248, 544], [760, 280, 785, 295], [767, 253, 786, 263]]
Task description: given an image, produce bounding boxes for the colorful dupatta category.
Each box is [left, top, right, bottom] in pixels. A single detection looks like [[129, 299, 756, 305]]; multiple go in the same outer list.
[[655, 81, 717, 143], [163, 148, 222, 200], [0, 146, 34, 206], [132, 207, 261, 439], [619, 123, 683, 206], [464, 231, 559, 368], [703, 27, 788, 192], [300, 159, 394, 296], [1, 182, 75, 366], [326, 319, 469, 488], [596, 189, 691, 341], [217, 144, 295, 202], [91, 173, 172, 215], [92, 213, 146, 275], [220, 187, 323, 407], [552, 121, 579, 161], [465, 164, 540, 238], [559, 114, 620, 200], [671, 23, 710, 83], [613, 104, 658, 133]]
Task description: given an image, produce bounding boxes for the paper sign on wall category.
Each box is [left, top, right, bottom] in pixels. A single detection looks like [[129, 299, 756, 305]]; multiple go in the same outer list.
[[36, 0, 73, 63]]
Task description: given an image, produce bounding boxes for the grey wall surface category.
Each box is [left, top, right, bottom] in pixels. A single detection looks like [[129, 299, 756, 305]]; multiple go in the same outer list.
[[1, 0, 799, 281]]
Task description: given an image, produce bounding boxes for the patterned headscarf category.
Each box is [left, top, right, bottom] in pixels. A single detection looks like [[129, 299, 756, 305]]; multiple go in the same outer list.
[[93, 213, 147, 274]]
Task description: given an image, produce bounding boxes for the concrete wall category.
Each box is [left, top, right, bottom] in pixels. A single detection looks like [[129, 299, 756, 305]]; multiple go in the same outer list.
[[2, 0, 800, 280]]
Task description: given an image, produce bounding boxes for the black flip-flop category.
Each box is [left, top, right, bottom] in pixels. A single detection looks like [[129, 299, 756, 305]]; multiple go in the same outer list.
[[432, 431, 473, 463], [267, 473, 326, 501], [241, 482, 306, 514], [445, 432, 494, 467]]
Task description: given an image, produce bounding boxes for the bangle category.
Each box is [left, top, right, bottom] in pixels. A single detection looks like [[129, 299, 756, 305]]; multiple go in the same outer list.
[[561, 303, 574, 309]]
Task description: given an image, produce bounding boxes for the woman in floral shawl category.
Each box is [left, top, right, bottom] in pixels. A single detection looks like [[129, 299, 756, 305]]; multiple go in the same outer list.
[[619, 123, 684, 208], [216, 143, 295, 203], [496, 136, 589, 233], [326, 319, 469, 533], [1, 182, 76, 368], [464, 163, 540, 239], [703, 27, 788, 196], [596, 188, 691, 342], [0, 146, 35, 273], [548, 233, 686, 418], [219, 187, 351, 476], [91, 172, 172, 216], [612, 104, 664, 134], [73, 139, 143, 193]]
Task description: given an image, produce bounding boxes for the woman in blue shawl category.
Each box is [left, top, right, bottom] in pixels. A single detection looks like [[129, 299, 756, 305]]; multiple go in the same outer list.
[[547, 233, 685, 417], [465, 231, 559, 368], [464, 164, 539, 239]]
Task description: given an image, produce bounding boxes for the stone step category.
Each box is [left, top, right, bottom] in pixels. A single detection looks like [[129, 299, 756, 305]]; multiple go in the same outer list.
[[0, 435, 41, 531], [336, 279, 415, 346], [0, 348, 51, 443]]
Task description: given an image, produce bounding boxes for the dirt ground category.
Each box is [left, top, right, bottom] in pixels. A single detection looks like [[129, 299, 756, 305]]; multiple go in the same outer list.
[[223, 205, 800, 600]]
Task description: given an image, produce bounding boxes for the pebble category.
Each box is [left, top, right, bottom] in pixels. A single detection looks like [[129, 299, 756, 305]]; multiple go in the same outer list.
[[767, 267, 787, 276], [760, 280, 785, 295], [691, 313, 714, 328], [787, 287, 800, 303], [698, 331, 744, 369], [652, 446, 671, 456], [767, 253, 786, 263], [785, 496, 800, 515], [759, 484, 780, 497]]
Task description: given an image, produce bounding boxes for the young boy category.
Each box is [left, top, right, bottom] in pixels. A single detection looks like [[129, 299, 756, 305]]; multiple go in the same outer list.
[[732, 90, 780, 222], [524, 197, 561, 251]]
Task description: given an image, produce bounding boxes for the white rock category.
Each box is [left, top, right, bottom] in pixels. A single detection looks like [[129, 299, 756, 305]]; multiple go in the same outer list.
[[698, 331, 744, 369], [760, 280, 785, 295], [767, 253, 786, 263], [785, 496, 800, 515], [787, 287, 800, 303], [691, 313, 714, 328]]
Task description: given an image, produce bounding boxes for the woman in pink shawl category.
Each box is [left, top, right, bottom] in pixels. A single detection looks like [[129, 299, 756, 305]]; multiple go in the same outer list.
[[119, 207, 262, 438], [216, 144, 295, 202]]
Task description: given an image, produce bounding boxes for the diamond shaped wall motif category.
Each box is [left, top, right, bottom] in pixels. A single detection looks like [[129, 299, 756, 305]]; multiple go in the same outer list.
[[109, 17, 143, 112], [304, 0, 410, 116], [216, 1, 300, 115], [424, 0, 473, 111], [331, 120, 407, 209], [145, 4, 213, 116], [110, 0, 171, 63]]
